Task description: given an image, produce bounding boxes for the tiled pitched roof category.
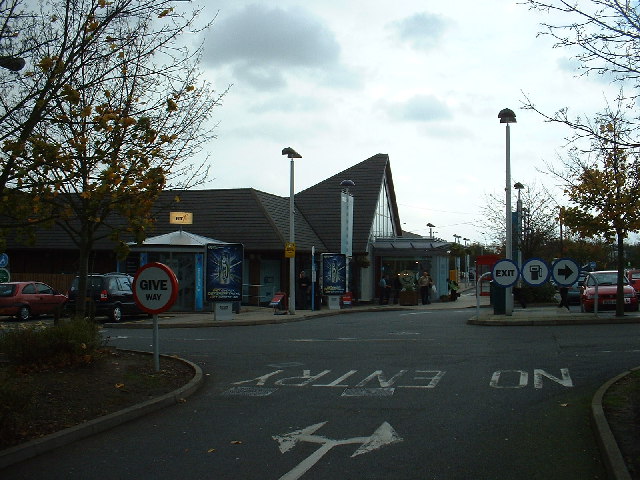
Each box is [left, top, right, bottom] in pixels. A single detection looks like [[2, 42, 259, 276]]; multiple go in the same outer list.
[[295, 153, 402, 254], [149, 189, 325, 251], [5, 154, 401, 255]]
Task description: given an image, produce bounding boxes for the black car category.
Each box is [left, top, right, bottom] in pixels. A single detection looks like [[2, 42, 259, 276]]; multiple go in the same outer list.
[[66, 273, 146, 322]]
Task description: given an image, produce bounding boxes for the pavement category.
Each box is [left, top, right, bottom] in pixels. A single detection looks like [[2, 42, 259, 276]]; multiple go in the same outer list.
[[2, 287, 639, 478], [101, 286, 640, 329]]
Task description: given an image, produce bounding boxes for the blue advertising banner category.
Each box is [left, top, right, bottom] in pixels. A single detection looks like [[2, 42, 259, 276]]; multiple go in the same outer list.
[[322, 253, 346, 295], [206, 243, 244, 302], [195, 253, 204, 310]]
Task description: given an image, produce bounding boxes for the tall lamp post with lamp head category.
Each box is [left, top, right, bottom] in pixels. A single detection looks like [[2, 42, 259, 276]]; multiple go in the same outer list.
[[427, 223, 435, 239], [499, 108, 517, 315], [0, 56, 25, 71], [514, 182, 524, 276], [463, 237, 470, 286], [282, 147, 301, 315]]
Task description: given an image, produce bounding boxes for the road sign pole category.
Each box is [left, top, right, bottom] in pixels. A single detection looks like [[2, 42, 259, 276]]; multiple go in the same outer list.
[[153, 314, 159, 371], [132, 262, 179, 372]]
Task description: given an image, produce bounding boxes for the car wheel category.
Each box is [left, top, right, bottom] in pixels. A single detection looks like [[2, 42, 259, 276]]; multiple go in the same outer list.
[[17, 305, 30, 321], [111, 305, 123, 322]]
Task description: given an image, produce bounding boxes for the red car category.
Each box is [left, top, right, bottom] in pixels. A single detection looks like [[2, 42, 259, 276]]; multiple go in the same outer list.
[[627, 269, 640, 299], [0, 282, 67, 321], [580, 271, 639, 312]]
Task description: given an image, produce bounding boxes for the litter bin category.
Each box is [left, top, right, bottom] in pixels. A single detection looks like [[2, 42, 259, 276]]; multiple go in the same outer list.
[[490, 281, 506, 315]]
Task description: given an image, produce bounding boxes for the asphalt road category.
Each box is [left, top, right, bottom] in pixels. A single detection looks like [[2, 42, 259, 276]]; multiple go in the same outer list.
[[4, 307, 640, 479]]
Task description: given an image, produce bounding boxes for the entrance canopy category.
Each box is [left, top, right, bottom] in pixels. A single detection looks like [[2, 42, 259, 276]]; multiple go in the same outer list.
[[131, 230, 227, 248], [373, 237, 451, 256]]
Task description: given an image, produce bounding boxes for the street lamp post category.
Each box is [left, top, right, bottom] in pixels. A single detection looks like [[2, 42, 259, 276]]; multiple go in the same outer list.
[[514, 182, 524, 277], [453, 234, 461, 284], [463, 237, 470, 286], [499, 108, 517, 315], [427, 223, 435, 238], [282, 147, 301, 315]]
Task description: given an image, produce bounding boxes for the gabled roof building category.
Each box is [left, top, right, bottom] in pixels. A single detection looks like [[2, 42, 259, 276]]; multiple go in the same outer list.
[[6, 153, 453, 310]]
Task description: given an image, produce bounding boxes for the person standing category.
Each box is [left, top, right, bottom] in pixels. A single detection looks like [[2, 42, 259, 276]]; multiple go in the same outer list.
[[448, 278, 460, 301], [419, 271, 433, 305], [379, 275, 390, 305], [392, 274, 402, 304], [558, 285, 570, 311], [297, 270, 311, 309]]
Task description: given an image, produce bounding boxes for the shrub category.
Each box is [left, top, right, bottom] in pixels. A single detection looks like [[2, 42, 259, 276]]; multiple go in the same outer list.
[[0, 318, 103, 367], [0, 377, 35, 447], [519, 283, 557, 304]]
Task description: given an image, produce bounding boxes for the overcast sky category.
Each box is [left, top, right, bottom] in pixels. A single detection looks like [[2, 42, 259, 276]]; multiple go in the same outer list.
[[192, 0, 620, 246]]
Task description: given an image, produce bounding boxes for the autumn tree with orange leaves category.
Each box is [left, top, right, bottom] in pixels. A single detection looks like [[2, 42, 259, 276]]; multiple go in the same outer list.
[[548, 105, 640, 316], [0, 0, 228, 318], [522, 0, 640, 315]]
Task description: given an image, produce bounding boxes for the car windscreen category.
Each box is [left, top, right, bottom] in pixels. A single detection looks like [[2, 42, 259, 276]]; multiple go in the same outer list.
[[0, 284, 16, 297], [70, 277, 105, 291], [592, 272, 628, 285]]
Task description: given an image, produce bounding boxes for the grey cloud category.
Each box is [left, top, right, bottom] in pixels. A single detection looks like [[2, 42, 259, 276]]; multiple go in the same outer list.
[[248, 94, 322, 114], [387, 12, 449, 50], [204, 4, 344, 90], [557, 56, 580, 74], [232, 63, 286, 90], [383, 95, 452, 122]]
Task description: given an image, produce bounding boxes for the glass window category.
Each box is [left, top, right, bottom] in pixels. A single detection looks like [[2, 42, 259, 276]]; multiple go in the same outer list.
[[117, 277, 132, 292], [371, 178, 396, 239], [36, 283, 53, 294], [22, 283, 36, 294], [0, 284, 16, 297]]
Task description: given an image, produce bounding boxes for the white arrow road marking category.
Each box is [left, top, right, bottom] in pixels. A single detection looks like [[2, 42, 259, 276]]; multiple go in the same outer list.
[[273, 421, 403, 480], [351, 422, 403, 457]]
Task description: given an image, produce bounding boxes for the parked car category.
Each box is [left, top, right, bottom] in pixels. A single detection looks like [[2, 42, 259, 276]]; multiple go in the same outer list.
[[66, 273, 147, 322], [626, 269, 640, 299], [580, 270, 639, 312], [0, 281, 67, 321], [566, 272, 587, 305]]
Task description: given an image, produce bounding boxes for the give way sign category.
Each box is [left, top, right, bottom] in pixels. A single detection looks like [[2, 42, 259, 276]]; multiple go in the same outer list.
[[133, 262, 179, 314]]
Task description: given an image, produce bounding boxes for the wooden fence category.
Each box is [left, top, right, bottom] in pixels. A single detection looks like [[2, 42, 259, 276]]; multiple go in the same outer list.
[[10, 273, 76, 294]]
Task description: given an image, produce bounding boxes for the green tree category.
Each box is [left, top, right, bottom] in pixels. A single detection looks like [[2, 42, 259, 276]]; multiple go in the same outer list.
[[560, 237, 614, 270], [552, 107, 640, 315], [523, 1, 640, 315], [480, 182, 559, 262], [524, 0, 640, 93], [1, 0, 228, 318]]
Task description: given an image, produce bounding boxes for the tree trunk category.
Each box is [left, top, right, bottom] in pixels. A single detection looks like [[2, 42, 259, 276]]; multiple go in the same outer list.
[[73, 225, 93, 319], [616, 229, 625, 317]]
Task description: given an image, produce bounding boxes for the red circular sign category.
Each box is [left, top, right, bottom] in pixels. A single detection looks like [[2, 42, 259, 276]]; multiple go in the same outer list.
[[133, 262, 179, 314]]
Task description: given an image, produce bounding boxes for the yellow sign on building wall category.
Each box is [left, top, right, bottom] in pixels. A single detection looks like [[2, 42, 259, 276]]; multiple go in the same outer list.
[[170, 212, 193, 225], [284, 242, 296, 258]]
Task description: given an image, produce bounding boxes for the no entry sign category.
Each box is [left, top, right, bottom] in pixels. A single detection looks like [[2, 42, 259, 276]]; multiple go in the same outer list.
[[133, 262, 179, 314]]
